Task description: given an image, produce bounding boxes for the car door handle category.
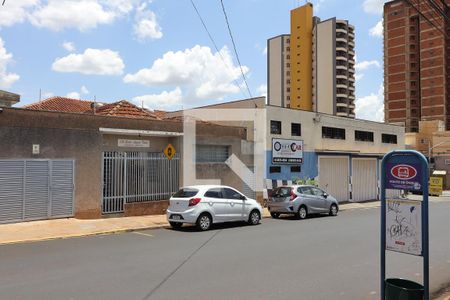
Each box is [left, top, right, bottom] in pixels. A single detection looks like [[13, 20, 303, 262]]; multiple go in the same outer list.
[[230, 202, 235, 206]]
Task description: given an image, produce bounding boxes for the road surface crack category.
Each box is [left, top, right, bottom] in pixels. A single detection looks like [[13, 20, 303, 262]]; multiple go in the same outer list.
[[142, 230, 221, 299]]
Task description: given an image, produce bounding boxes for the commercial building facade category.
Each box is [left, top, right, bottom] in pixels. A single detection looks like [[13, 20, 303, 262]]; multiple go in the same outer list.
[[268, 3, 356, 117], [384, 0, 450, 132]]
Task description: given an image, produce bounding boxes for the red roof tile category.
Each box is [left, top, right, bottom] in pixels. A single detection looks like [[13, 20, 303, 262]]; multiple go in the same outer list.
[[23, 97, 159, 120], [23, 96, 93, 113]]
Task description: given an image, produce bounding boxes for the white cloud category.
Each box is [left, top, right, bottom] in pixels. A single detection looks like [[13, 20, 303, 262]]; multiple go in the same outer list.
[[355, 84, 384, 122], [133, 2, 163, 42], [0, 0, 38, 28], [42, 91, 54, 99], [370, 19, 383, 37], [0, 37, 20, 89], [257, 84, 267, 97], [124, 45, 248, 102], [355, 73, 364, 82], [62, 41, 76, 52], [66, 91, 81, 99], [52, 48, 125, 75], [263, 46, 267, 55], [133, 87, 182, 109], [81, 85, 89, 94], [355, 60, 380, 71], [313, 0, 326, 12], [362, 0, 388, 15], [29, 0, 137, 31]]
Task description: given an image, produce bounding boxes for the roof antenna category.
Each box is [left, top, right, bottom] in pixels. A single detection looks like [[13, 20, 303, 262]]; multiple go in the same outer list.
[[39, 88, 42, 110], [2, 0, 6, 6], [93, 95, 97, 115]]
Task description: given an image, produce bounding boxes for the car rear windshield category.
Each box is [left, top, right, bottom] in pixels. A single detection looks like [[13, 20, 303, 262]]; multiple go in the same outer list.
[[272, 187, 292, 197], [172, 188, 199, 198]]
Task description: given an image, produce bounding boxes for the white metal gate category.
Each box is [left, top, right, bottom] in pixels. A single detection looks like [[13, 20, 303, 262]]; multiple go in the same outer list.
[[0, 160, 74, 223], [102, 152, 180, 214], [351, 158, 378, 202], [318, 156, 349, 202]]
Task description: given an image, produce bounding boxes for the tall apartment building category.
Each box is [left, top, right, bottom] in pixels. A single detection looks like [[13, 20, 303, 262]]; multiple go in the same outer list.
[[268, 3, 356, 118], [384, 0, 450, 132]]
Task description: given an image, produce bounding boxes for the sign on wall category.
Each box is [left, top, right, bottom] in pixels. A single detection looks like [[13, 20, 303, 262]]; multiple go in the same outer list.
[[429, 176, 443, 196], [272, 138, 303, 164], [118, 139, 150, 148], [385, 163, 422, 191], [386, 199, 422, 256]]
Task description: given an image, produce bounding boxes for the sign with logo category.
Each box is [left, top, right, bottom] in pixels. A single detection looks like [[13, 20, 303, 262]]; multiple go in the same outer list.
[[386, 199, 422, 256], [32, 144, 40, 155], [272, 138, 303, 164], [118, 139, 150, 148], [164, 144, 176, 160], [385, 163, 422, 191]]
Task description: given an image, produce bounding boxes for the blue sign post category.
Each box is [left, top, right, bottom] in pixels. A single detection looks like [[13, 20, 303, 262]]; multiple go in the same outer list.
[[381, 150, 429, 300]]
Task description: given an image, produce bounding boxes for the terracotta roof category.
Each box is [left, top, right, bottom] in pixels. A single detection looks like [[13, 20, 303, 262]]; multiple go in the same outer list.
[[153, 110, 168, 119], [23, 96, 93, 113], [23, 97, 159, 120], [95, 100, 158, 119]]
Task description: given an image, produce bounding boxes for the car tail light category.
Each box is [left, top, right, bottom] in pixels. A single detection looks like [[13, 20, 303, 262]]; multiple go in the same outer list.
[[188, 198, 201, 206], [290, 189, 296, 201]]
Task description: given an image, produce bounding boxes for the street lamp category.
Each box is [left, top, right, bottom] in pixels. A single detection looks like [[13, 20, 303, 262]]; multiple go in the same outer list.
[[428, 140, 450, 172]]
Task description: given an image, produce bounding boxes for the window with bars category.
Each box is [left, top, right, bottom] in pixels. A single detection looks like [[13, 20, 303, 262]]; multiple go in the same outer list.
[[355, 130, 374, 142], [382, 134, 397, 144], [196, 145, 230, 163], [322, 126, 346, 140]]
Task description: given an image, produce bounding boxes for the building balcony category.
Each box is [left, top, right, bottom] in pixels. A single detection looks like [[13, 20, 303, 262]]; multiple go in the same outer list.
[[336, 47, 347, 52], [337, 102, 348, 107], [348, 59, 355, 64], [348, 86, 355, 91], [337, 93, 347, 98], [336, 37, 347, 43], [336, 28, 347, 34], [348, 49, 355, 56], [348, 77, 355, 82], [348, 94, 355, 99], [336, 74, 347, 80], [336, 112, 348, 117], [337, 83, 348, 89], [337, 56, 348, 61], [348, 40, 355, 47], [348, 31, 355, 39]]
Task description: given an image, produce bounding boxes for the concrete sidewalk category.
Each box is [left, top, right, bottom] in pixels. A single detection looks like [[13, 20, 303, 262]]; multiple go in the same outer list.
[[0, 196, 447, 246]]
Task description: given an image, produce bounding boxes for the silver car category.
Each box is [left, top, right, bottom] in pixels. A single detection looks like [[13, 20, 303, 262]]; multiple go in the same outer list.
[[268, 185, 339, 219]]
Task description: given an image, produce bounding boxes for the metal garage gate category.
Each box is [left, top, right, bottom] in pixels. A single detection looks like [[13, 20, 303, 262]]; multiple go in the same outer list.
[[0, 160, 74, 223], [319, 156, 349, 202], [351, 158, 378, 202], [102, 152, 180, 214]]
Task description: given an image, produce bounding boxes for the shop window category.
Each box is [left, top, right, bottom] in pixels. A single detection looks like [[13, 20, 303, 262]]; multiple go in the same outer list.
[[271, 120, 282, 134], [355, 130, 374, 142], [291, 166, 301, 173], [196, 145, 229, 163], [269, 166, 281, 173], [322, 126, 346, 140], [291, 123, 301, 136], [382, 133, 397, 144]]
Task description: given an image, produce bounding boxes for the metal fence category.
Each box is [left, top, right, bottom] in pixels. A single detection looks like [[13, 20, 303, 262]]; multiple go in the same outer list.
[[102, 152, 180, 214]]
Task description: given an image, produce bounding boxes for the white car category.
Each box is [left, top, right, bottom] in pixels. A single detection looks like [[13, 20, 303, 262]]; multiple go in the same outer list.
[[166, 185, 263, 231]]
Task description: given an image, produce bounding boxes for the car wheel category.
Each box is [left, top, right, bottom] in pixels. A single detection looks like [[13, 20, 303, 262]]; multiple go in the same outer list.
[[169, 221, 183, 229], [270, 212, 280, 219], [248, 210, 261, 225], [196, 213, 212, 231], [329, 204, 338, 216], [297, 205, 307, 219]]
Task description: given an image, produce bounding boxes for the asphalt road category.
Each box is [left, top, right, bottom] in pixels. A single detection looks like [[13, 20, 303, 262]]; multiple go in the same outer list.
[[1, 201, 450, 300]]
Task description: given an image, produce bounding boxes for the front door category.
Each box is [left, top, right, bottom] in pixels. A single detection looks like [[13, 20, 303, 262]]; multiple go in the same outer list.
[[309, 187, 329, 212], [204, 188, 228, 222], [298, 186, 323, 213]]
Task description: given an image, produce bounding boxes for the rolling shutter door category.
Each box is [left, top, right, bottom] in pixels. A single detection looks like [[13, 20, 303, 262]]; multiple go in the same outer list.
[[0, 161, 25, 223], [319, 157, 349, 202], [51, 160, 74, 218], [352, 159, 378, 202]]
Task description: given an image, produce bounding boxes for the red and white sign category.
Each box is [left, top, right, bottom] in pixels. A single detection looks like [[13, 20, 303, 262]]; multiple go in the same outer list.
[[390, 164, 417, 180]]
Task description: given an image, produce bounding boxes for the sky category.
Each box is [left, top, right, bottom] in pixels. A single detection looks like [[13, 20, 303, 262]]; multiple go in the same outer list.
[[0, 0, 387, 121]]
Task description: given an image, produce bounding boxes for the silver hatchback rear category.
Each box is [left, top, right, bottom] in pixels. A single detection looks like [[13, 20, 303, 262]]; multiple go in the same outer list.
[[268, 185, 339, 219]]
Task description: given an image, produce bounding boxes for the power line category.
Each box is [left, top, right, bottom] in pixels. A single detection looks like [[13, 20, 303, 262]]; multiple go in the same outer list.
[[406, 0, 450, 40], [189, 0, 248, 99], [220, 0, 253, 99]]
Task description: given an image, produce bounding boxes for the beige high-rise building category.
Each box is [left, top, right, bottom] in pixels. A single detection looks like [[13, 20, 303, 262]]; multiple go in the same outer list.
[[268, 4, 356, 118]]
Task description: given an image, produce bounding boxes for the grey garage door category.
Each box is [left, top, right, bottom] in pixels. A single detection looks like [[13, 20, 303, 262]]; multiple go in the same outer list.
[[0, 160, 74, 223]]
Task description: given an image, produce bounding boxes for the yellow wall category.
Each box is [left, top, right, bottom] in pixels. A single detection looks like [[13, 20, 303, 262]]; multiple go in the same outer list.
[[290, 3, 313, 111]]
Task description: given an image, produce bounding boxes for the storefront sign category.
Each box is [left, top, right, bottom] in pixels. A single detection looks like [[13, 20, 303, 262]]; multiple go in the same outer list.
[[272, 138, 303, 164], [429, 176, 443, 196], [385, 163, 422, 191], [118, 139, 150, 148], [386, 199, 422, 256], [164, 144, 176, 160]]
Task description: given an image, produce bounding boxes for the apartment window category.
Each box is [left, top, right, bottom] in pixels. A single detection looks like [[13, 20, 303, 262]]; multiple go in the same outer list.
[[291, 123, 301, 136], [411, 81, 416, 86], [270, 120, 282, 134], [322, 126, 346, 140], [269, 166, 281, 173], [355, 130, 374, 142], [286, 63, 290, 67], [291, 166, 301, 173], [286, 55, 290, 59], [382, 134, 398, 144], [286, 47, 290, 51], [196, 145, 229, 163]]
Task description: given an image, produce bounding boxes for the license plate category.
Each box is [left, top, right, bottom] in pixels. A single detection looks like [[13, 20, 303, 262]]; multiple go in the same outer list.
[[172, 215, 181, 220]]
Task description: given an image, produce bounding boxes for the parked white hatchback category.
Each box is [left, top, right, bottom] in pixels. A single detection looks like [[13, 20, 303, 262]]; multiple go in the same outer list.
[[167, 185, 263, 231]]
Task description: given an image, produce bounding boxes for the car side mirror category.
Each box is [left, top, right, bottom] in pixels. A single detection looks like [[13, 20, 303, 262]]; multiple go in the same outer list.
[[323, 193, 328, 199], [240, 195, 247, 200]]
